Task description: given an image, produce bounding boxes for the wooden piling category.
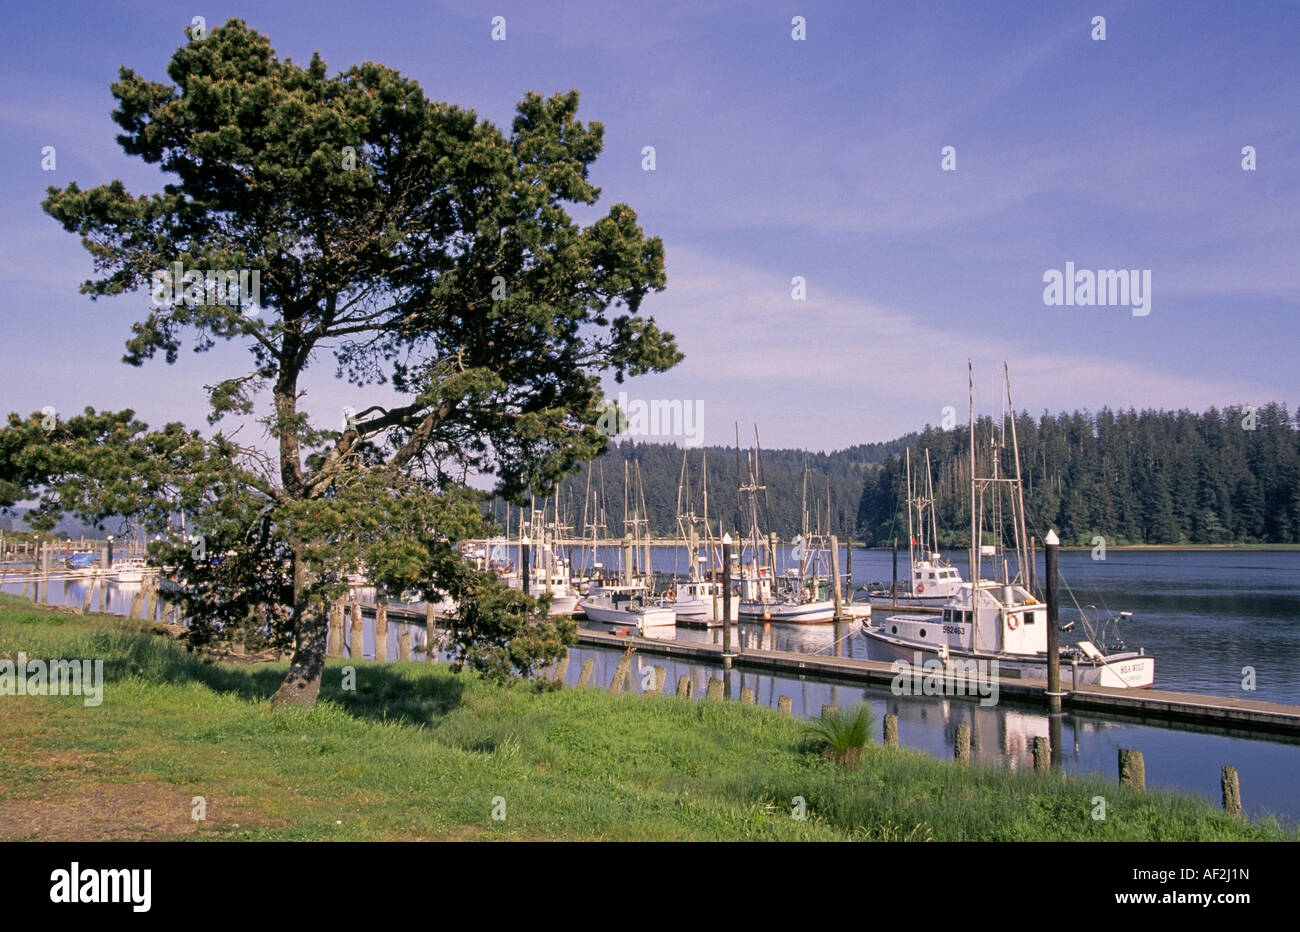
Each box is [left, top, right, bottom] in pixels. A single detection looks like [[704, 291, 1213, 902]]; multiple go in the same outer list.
[[551, 654, 569, 684], [578, 657, 595, 687], [954, 724, 971, 763], [144, 577, 157, 622], [398, 627, 411, 661], [778, 696, 792, 715], [821, 704, 838, 718], [349, 598, 364, 660], [374, 599, 388, 662], [652, 665, 666, 695], [1221, 765, 1242, 818], [327, 599, 344, 658], [740, 685, 755, 705], [128, 589, 144, 621], [706, 677, 724, 700], [608, 648, 633, 694], [81, 579, 95, 614], [1032, 736, 1050, 772], [1118, 748, 1146, 790], [676, 675, 693, 698], [829, 534, 843, 622], [883, 713, 899, 747], [424, 602, 437, 661]]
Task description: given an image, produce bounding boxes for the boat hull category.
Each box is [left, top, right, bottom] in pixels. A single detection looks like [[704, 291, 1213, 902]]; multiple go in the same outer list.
[[738, 599, 837, 624], [861, 627, 1155, 689]]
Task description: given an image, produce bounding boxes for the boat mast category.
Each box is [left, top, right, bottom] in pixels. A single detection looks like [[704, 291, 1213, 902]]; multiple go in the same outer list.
[[925, 448, 939, 562], [969, 360, 978, 588], [1005, 362, 1031, 589], [905, 448, 916, 573]]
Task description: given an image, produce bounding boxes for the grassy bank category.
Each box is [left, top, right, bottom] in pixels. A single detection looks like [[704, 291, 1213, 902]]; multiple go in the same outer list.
[[0, 594, 1290, 841]]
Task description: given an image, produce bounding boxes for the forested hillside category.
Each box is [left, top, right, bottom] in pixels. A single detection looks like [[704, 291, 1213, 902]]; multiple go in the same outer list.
[[487, 403, 1300, 546], [858, 403, 1300, 546]]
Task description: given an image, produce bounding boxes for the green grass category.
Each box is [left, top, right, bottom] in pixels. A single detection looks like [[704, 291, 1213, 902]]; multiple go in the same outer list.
[[0, 593, 1292, 841]]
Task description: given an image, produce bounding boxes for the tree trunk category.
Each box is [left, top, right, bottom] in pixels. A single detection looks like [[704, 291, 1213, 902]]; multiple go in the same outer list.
[[271, 538, 326, 706], [271, 598, 327, 705]]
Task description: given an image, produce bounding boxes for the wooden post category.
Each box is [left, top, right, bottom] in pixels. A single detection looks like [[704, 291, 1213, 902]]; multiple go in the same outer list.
[[82, 578, 95, 614], [722, 535, 732, 656], [349, 598, 364, 660], [327, 599, 344, 658], [821, 704, 838, 718], [424, 602, 437, 661], [128, 588, 144, 621], [144, 577, 158, 621], [740, 685, 755, 705], [1032, 736, 1050, 772], [777, 696, 792, 715], [1118, 748, 1146, 790], [845, 538, 853, 593], [891, 537, 898, 604], [551, 654, 569, 684], [829, 534, 843, 622], [652, 665, 666, 694], [578, 657, 595, 687], [398, 627, 412, 661], [883, 713, 899, 747], [706, 677, 724, 700], [1044, 530, 1063, 715], [676, 674, 693, 698], [954, 723, 971, 763], [1221, 766, 1242, 818], [99, 574, 108, 613], [374, 598, 388, 662], [608, 648, 633, 694]]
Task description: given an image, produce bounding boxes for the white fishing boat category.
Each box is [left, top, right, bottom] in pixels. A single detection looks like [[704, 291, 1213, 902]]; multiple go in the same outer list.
[[862, 362, 1155, 689], [578, 583, 676, 636], [668, 578, 738, 623], [111, 559, 148, 584]]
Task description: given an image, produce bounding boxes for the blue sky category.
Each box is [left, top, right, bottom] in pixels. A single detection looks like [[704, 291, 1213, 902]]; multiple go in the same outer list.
[[2, 0, 1297, 454]]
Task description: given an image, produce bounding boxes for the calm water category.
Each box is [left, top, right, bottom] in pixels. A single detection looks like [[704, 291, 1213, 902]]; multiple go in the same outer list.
[[5, 549, 1300, 824], [596, 544, 1300, 705]]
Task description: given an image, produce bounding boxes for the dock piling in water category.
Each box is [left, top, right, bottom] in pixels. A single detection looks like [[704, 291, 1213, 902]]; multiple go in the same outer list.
[[676, 674, 692, 698], [778, 696, 792, 715], [706, 677, 724, 700], [821, 704, 838, 718], [741, 685, 755, 705], [1221, 765, 1242, 817], [374, 598, 388, 662], [883, 713, 899, 747], [349, 598, 363, 659], [1118, 748, 1146, 790], [577, 658, 595, 687], [328, 598, 344, 658], [1032, 736, 1050, 772], [954, 724, 971, 763]]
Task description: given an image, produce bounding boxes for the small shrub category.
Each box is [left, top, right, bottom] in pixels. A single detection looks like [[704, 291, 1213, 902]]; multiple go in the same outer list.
[[806, 703, 875, 768]]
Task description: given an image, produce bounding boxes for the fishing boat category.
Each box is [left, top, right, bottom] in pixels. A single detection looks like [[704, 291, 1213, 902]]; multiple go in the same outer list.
[[665, 451, 738, 624], [862, 362, 1155, 689], [577, 582, 676, 636], [111, 558, 148, 584], [888, 449, 966, 606], [734, 449, 837, 624]]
